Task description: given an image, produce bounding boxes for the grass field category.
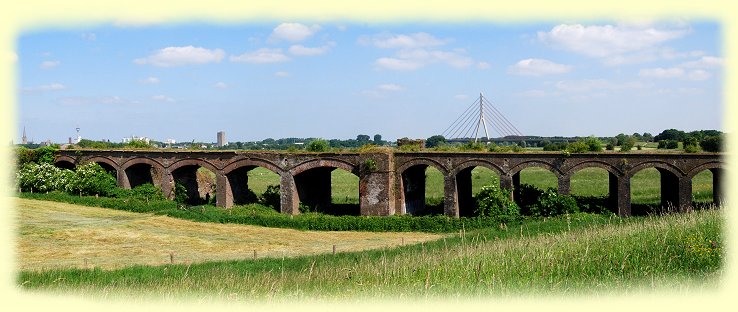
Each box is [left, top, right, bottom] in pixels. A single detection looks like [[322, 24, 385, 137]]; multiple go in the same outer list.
[[18, 203, 723, 300], [16, 198, 442, 271], [243, 166, 714, 206]]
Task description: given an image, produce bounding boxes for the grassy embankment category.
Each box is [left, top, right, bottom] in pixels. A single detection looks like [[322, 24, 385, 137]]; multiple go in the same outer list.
[[17, 203, 722, 300]]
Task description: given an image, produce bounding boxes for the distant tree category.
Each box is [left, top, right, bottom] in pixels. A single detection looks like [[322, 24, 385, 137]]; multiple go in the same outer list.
[[700, 136, 721, 152], [654, 129, 686, 142], [615, 133, 628, 146], [425, 135, 446, 148], [306, 139, 329, 152], [583, 136, 603, 152], [356, 134, 371, 143], [632, 133, 643, 141], [619, 136, 636, 152], [373, 134, 383, 145], [642, 132, 654, 142]]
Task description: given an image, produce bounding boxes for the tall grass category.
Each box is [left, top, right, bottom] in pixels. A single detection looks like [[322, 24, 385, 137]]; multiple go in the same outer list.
[[18, 209, 722, 300]]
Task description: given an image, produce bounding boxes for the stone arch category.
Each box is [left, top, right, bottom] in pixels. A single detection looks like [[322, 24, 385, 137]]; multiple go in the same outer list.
[[222, 158, 285, 207], [120, 157, 166, 190], [167, 158, 219, 174], [396, 158, 449, 176], [396, 158, 448, 216], [289, 158, 359, 176], [290, 158, 361, 215], [450, 159, 504, 217], [223, 158, 285, 176], [450, 159, 503, 176], [686, 161, 723, 179], [53, 156, 77, 170], [83, 156, 119, 175], [565, 160, 622, 177], [168, 158, 219, 205], [627, 161, 686, 215], [508, 160, 563, 177], [686, 161, 724, 207]]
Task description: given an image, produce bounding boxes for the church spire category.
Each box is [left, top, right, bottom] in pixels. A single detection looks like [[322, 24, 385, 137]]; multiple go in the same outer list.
[[22, 126, 27, 144]]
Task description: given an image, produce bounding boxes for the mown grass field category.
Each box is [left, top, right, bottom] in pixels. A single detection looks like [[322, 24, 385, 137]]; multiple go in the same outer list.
[[18, 204, 723, 300], [16, 198, 442, 271], [244, 166, 715, 206]]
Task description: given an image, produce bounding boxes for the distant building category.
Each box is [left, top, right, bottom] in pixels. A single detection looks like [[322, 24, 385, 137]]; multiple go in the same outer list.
[[122, 136, 150, 144], [22, 127, 27, 144], [217, 131, 227, 147]]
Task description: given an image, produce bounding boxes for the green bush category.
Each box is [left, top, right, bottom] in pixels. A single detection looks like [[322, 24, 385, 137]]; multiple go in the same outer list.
[[658, 140, 679, 149], [583, 136, 603, 152], [516, 183, 544, 215], [531, 188, 579, 217], [70, 162, 117, 196], [700, 136, 721, 152], [306, 139, 329, 152], [114, 183, 167, 201], [474, 185, 520, 222], [173, 183, 189, 206], [566, 141, 589, 153], [259, 184, 281, 210], [16, 162, 72, 193]]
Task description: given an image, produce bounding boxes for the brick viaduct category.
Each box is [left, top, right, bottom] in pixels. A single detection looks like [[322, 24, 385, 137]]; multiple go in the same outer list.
[[54, 150, 724, 217]]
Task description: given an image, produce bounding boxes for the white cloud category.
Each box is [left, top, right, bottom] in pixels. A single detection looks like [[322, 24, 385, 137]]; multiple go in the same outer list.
[[364, 32, 474, 71], [213, 82, 228, 89], [477, 61, 490, 69], [134, 46, 225, 67], [538, 23, 687, 58], [454, 94, 469, 100], [230, 48, 290, 64], [681, 56, 723, 68], [274, 71, 290, 77], [508, 58, 571, 76], [81, 33, 96, 41], [538, 23, 690, 66], [638, 67, 685, 79], [40, 60, 60, 69], [375, 49, 473, 71], [687, 69, 711, 81], [269, 23, 321, 42], [359, 32, 449, 49], [152, 95, 175, 102], [288, 44, 332, 56], [375, 57, 424, 71], [517, 89, 551, 98], [377, 84, 403, 91], [139, 77, 160, 84], [638, 56, 721, 81], [22, 83, 65, 92], [552, 79, 645, 93], [60, 96, 132, 105]]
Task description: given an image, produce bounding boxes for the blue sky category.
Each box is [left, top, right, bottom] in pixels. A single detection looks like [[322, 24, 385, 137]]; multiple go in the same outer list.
[[17, 20, 723, 143]]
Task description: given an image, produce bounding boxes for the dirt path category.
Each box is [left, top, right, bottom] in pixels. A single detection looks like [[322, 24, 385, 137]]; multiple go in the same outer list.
[[16, 198, 443, 271]]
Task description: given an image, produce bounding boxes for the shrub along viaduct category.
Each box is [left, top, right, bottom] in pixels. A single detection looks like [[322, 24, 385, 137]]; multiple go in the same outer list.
[[54, 150, 723, 217]]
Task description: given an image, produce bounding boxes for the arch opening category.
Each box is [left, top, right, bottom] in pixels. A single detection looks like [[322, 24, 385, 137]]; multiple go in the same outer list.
[[570, 167, 614, 214], [512, 166, 558, 215], [172, 165, 216, 206], [94, 162, 117, 176], [456, 166, 501, 217], [294, 166, 359, 216], [54, 160, 75, 170], [400, 164, 444, 216], [226, 166, 281, 209], [629, 167, 681, 215], [124, 163, 158, 189], [691, 169, 716, 209]]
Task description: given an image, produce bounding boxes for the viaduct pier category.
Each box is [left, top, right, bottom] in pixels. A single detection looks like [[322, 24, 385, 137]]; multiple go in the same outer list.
[[55, 150, 724, 217]]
